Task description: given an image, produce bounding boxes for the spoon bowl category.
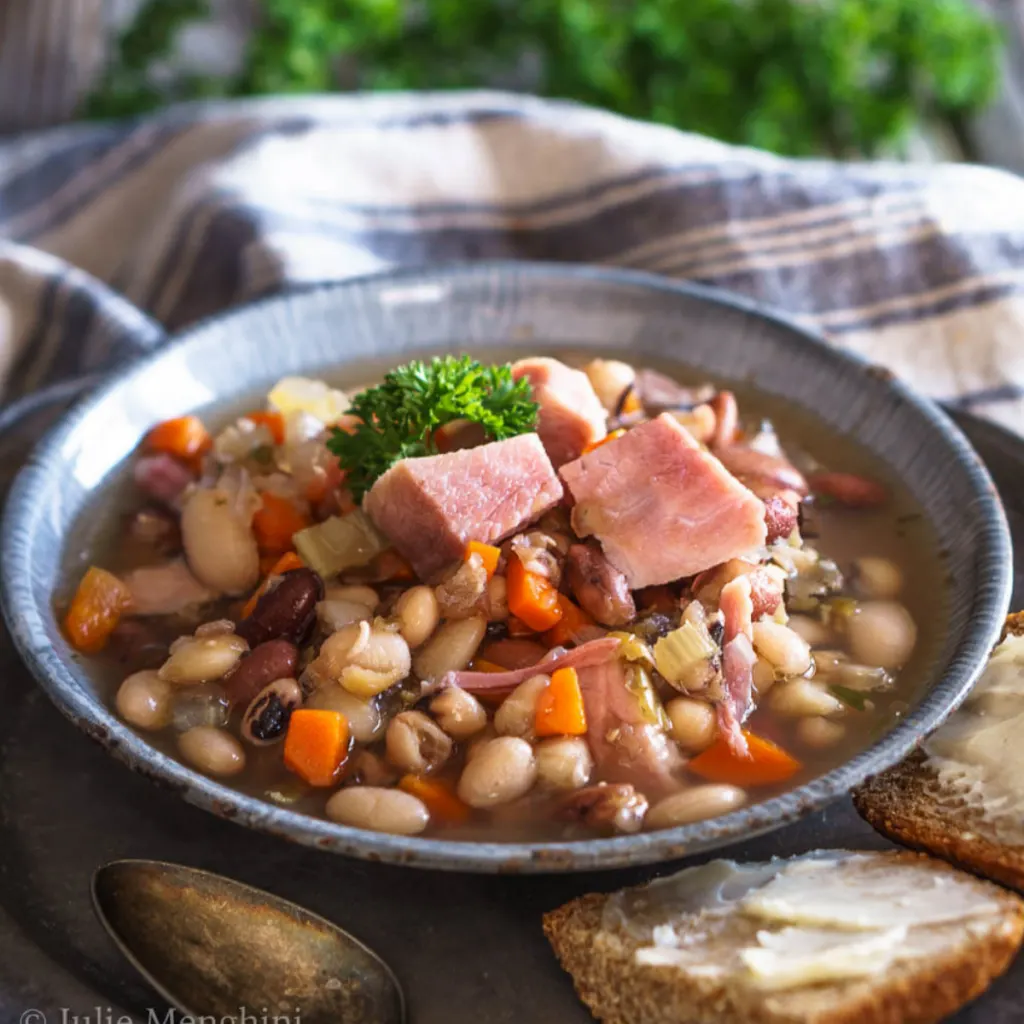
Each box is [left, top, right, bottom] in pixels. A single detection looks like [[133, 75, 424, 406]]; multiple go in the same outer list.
[[92, 860, 405, 1024]]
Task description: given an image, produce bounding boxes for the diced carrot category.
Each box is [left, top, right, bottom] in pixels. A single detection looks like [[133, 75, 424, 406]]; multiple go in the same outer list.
[[471, 658, 511, 674], [544, 595, 597, 647], [399, 775, 471, 824], [637, 585, 677, 615], [145, 415, 211, 460], [583, 428, 626, 454], [252, 492, 310, 554], [243, 410, 285, 444], [464, 540, 501, 579], [372, 550, 415, 582], [621, 390, 642, 415], [63, 567, 131, 654], [534, 666, 587, 737], [506, 557, 563, 632], [687, 730, 802, 787], [283, 709, 351, 787], [506, 615, 537, 637], [242, 552, 304, 618]]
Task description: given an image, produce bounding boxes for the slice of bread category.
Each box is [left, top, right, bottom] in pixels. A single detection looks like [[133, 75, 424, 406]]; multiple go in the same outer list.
[[855, 613, 1024, 889], [543, 850, 1024, 1024]]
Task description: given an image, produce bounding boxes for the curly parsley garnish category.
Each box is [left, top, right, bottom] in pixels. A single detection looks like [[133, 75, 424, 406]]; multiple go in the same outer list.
[[328, 356, 538, 501]]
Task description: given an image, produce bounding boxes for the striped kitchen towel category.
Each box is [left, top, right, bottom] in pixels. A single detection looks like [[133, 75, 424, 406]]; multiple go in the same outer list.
[[0, 92, 1022, 432]]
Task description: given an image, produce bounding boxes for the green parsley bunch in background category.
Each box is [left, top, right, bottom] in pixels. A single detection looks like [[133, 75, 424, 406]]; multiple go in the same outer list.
[[88, 0, 1001, 158]]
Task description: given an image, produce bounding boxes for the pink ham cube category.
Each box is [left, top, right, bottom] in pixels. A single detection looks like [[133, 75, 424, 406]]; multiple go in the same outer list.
[[560, 413, 766, 588], [364, 433, 563, 581], [511, 357, 607, 467]]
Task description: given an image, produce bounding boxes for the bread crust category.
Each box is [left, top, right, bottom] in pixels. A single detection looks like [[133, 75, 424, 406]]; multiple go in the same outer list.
[[854, 614, 1024, 890], [543, 851, 1024, 1024]]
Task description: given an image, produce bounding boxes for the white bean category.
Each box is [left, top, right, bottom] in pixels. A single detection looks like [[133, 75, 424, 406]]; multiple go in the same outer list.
[[324, 584, 379, 610], [851, 557, 903, 599], [752, 621, 812, 678], [751, 657, 777, 695], [494, 674, 550, 739], [116, 670, 173, 730], [796, 716, 847, 749], [325, 787, 429, 835], [395, 586, 440, 648], [486, 575, 509, 621], [413, 614, 487, 680], [846, 601, 917, 670], [178, 726, 246, 776], [645, 785, 746, 829], [535, 737, 593, 791], [385, 710, 453, 774], [787, 615, 832, 647], [318, 621, 411, 697], [429, 687, 488, 739], [306, 684, 384, 743], [665, 697, 717, 753], [770, 678, 844, 718], [583, 358, 636, 412], [159, 634, 247, 685], [317, 599, 374, 633], [181, 487, 260, 595], [457, 737, 537, 808]]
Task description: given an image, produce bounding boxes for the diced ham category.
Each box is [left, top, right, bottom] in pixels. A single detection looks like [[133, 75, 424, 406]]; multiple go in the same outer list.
[[512, 357, 607, 467], [717, 576, 756, 758], [560, 414, 767, 588], [445, 636, 621, 693], [363, 433, 563, 581], [123, 559, 216, 616], [134, 453, 194, 506], [577, 657, 683, 797], [763, 492, 800, 543]]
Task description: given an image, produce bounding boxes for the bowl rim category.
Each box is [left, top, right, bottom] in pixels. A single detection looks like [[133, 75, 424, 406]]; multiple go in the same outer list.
[[1, 260, 1012, 872]]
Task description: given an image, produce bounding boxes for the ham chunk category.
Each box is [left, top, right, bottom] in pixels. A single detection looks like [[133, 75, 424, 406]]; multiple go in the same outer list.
[[512, 357, 607, 467], [363, 433, 563, 581], [560, 413, 767, 588]]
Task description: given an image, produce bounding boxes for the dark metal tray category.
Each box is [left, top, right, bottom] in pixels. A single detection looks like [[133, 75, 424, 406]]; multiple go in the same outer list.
[[0, 388, 1021, 1024]]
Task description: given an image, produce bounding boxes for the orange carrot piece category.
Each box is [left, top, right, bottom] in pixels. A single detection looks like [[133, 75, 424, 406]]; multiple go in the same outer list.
[[506, 557, 563, 632], [470, 658, 511, 674], [687, 730, 802, 786], [252, 492, 310, 554], [63, 567, 131, 654], [244, 410, 285, 444], [283, 709, 351, 787], [506, 615, 538, 637], [399, 775, 471, 824], [145, 415, 211, 460], [464, 540, 501, 579], [242, 551, 304, 618], [544, 595, 597, 647], [583, 428, 626, 454], [372, 550, 415, 582], [534, 666, 587, 737]]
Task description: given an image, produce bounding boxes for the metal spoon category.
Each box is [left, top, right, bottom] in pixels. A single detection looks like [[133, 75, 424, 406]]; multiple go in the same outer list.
[[92, 860, 405, 1024]]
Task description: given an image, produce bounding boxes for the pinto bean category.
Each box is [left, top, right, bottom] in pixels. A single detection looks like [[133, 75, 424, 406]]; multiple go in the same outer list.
[[236, 568, 323, 647], [566, 543, 635, 627], [223, 638, 299, 705], [558, 782, 648, 834], [715, 446, 808, 496], [241, 678, 303, 745], [763, 493, 800, 543], [116, 670, 173, 730], [808, 472, 888, 508]]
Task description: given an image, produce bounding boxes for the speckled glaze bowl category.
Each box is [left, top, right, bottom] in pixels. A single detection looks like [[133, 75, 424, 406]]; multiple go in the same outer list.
[[1, 263, 1012, 872]]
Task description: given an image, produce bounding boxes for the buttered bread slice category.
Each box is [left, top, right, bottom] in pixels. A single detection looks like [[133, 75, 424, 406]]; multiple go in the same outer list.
[[855, 613, 1024, 889], [543, 850, 1023, 1024]]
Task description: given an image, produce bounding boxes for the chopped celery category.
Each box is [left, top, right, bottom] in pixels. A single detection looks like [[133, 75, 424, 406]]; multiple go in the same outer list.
[[293, 510, 388, 578], [654, 620, 718, 685]]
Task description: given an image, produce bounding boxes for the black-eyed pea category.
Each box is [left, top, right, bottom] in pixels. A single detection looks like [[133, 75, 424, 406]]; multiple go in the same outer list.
[[645, 784, 746, 829], [325, 786, 429, 835], [535, 737, 593, 791], [178, 726, 246, 776], [457, 736, 537, 808], [385, 710, 453, 774], [241, 678, 302, 746], [116, 670, 173, 730], [429, 686, 488, 740]]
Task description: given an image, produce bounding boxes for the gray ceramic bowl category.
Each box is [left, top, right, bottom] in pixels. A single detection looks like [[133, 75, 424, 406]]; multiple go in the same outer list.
[[1, 263, 1012, 872]]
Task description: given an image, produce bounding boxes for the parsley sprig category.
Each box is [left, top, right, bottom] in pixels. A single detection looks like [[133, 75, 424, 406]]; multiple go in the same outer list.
[[328, 356, 538, 501]]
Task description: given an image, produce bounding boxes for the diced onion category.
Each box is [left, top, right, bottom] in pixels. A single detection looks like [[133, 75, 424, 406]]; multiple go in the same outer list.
[[268, 376, 350, 424]]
